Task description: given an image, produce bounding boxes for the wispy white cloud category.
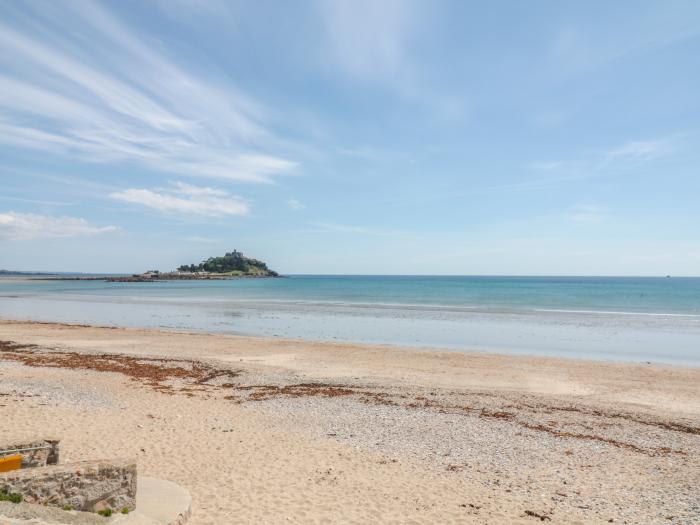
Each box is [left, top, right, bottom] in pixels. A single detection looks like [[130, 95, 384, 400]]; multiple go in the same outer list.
[[565, 205, 608, 223], [601, 137, 679, 167], [110, 182, 249, 217], [287, 199, 306, 211], [551, 8, 700, 73], [315, 0, 465, 120], [0, 211, 117, 240], [317, 0, 413, 82], [531, 135, 682, 180], [171, 182, 228, 197], [0, 1, 295, 183]]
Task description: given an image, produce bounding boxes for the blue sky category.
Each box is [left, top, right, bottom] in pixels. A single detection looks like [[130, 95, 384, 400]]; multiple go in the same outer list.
[[1, 0, 699, 275]]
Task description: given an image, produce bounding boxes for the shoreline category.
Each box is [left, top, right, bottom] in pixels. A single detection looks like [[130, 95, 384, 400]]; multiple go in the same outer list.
[[2, 318, 699, 413], [2, 295, 700, 366], [1, 320, 699, 523], [2, 315, 700, 370], [3, 274, 699, 366]]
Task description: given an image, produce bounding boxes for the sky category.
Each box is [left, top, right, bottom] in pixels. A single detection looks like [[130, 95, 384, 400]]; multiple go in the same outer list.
[[1, 0, 699, 275]]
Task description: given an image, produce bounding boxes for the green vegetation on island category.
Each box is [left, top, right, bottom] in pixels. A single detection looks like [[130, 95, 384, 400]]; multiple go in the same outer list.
[[177, 250, 278, 277]]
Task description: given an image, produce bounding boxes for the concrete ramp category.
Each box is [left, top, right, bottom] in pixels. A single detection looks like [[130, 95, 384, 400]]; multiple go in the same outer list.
[[112, 477, 191, 525]]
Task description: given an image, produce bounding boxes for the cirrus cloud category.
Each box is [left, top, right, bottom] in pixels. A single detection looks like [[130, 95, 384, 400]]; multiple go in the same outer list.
[[565, 205, 608, 224], [110, 182, 250, 217], [0, 1, 296, 183], [287, 198, 306, 211]]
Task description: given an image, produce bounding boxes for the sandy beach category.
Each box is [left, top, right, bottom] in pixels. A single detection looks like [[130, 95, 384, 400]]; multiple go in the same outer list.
[[1, 319, 699, 524]]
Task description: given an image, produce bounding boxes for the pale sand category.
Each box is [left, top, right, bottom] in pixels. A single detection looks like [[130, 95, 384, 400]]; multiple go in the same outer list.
[[1, 320, 699, 524]]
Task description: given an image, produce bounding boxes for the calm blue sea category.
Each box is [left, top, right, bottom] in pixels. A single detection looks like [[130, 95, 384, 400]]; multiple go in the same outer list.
[[2, 275, 700, 314], [2, 275, 700, 364]]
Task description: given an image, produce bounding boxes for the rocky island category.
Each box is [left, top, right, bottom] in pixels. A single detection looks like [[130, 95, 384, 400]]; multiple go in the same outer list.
[[37, 251, 280, 282], [108, 250, 279, 281], [176, 250, 277, 277]]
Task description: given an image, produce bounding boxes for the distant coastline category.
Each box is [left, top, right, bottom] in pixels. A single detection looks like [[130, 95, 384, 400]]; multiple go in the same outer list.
[[39, 272, 282, 283], [0, 270, 59, 276]]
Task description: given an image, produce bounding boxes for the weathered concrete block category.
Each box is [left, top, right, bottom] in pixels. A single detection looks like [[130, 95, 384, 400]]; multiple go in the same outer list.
[[0, 458, 136, 513]]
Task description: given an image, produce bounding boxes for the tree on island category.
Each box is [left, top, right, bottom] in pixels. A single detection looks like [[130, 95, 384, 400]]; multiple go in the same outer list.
[[177, 250, 278, 276]]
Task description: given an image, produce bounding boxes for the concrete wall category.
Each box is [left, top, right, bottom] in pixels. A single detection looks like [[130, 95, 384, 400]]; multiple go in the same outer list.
[[0, 439, 59, 468], [0, 459, 136, 513]]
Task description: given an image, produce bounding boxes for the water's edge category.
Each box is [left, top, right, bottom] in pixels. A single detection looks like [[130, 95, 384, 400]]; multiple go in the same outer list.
[[1, 275, 699, 365]]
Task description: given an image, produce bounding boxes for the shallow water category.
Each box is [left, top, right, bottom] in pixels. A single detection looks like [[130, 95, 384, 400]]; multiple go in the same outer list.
[[1, 275, 699, 364]]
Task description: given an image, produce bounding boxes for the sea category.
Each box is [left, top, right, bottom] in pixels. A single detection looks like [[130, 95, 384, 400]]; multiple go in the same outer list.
[[1, 275, 699, 365]]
